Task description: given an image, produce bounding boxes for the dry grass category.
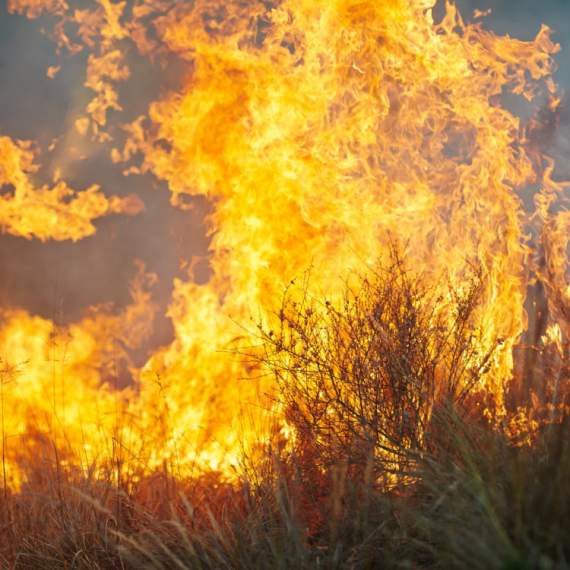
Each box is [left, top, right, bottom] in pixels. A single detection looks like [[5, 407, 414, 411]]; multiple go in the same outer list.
[[1, 246, 570, 569]]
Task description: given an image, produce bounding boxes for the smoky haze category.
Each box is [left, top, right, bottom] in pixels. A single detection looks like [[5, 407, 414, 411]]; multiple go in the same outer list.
[[0, 6, 212, 374], [0, 0, 569, 374], [435, 0, 570, 180]]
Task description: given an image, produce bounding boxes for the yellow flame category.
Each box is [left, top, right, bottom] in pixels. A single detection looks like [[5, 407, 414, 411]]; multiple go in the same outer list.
[[0, 135, 144, 241], [1, 0, 569, 480]]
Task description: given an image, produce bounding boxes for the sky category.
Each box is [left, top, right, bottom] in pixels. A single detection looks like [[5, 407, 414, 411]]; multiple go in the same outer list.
[[0, 0, 569, 366]]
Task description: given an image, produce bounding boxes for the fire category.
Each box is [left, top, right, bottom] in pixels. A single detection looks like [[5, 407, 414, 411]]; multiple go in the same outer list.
[[0, 0, 568, 482], [0, 134, 144, 241]]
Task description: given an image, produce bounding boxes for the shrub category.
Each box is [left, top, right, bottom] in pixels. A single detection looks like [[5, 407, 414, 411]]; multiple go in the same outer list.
[[245, 243, 501, 477]]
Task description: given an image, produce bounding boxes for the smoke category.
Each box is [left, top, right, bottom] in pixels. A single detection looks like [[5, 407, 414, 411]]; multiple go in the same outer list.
[[0, 6, 211, 370]]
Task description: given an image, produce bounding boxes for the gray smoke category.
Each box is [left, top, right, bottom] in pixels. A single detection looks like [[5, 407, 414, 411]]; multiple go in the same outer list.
[[0, 7, 211, 369]]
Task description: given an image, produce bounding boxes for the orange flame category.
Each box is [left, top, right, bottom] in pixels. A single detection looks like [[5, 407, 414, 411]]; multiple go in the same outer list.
[[1, 0, 569, 481]]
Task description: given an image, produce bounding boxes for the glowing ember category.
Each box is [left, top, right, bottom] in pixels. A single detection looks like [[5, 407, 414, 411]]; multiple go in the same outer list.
[[0, 0, 568, 483]]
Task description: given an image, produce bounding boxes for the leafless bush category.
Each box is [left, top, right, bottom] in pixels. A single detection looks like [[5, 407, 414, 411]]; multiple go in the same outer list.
[[245, 243, 501, 476]]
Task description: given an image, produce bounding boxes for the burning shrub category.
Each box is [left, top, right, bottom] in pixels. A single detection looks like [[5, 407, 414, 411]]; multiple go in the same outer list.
[[247, 244, 501, 476]]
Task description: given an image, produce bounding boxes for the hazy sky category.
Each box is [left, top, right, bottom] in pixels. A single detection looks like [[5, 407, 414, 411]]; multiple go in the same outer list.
[[452, 0, 570, 83], [0, 5, 211, 364]]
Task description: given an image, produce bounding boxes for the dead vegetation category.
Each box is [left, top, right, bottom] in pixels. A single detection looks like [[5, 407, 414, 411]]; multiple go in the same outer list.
[[242, 242, 501, 477]]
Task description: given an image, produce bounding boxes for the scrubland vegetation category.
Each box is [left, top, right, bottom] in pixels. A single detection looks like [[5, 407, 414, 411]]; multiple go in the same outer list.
[[1, 246, 569, 569]]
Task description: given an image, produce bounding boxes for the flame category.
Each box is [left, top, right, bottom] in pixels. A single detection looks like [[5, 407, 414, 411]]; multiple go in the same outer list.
[[1, 0, 569, 481], [0, 261, 157, 485], [0, 135, 144, 241]]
